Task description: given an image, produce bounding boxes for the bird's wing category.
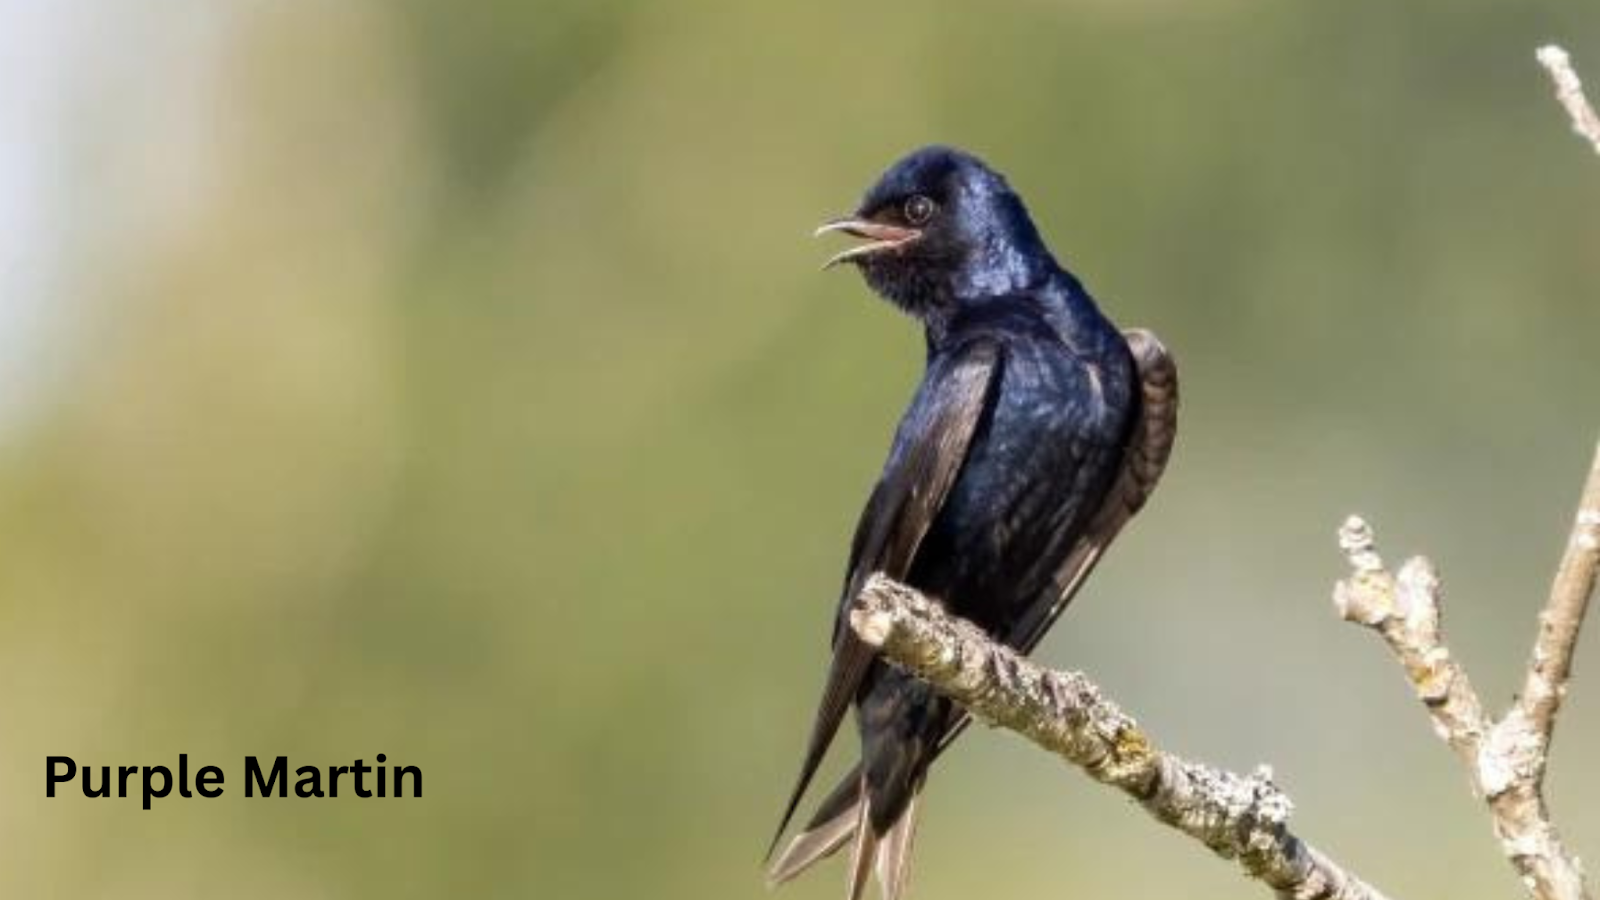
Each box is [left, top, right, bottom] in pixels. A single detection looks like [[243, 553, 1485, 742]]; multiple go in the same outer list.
[[1014, 328, 1177, 651], [769, 337, 1002, 854], [935, 327, 1177, 753]]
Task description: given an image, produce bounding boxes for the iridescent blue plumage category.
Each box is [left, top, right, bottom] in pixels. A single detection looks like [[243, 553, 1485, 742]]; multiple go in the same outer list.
[[771, 146, 1177, 900]]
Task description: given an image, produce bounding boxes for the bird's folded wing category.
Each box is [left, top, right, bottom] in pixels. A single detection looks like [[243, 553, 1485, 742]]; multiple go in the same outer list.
[[1017, 328, 1177, 651], [769, 337, 1003, 853], [936, 327, 1177, 753]]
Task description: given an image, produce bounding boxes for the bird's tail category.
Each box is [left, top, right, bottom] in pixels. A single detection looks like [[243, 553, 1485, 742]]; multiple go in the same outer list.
[[767, 766, 924, 900], [871, 787, 920, 900]]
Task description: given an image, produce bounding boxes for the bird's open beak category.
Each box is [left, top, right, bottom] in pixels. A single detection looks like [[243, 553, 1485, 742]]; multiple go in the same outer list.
[[814, 218, 922, 270]]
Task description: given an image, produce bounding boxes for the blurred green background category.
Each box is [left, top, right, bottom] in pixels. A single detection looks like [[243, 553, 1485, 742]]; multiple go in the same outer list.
[[2, 1, 1598, 898]]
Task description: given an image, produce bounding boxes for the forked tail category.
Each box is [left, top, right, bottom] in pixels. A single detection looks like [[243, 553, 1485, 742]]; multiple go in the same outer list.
[[767, 766, 923, 900]]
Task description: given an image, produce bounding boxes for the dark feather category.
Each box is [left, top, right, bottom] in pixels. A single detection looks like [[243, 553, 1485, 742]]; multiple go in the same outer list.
[[768, 339, 1001, 856], [935, 327, 1177, 755], [768, 797, 859, 885], [845, 787, 878, 900], [872, 788, 920, 900], [1004, 328, 1177, 652]]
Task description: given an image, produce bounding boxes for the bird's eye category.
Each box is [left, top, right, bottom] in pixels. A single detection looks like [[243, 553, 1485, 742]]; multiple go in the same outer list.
[[903, 194, 936, 225]]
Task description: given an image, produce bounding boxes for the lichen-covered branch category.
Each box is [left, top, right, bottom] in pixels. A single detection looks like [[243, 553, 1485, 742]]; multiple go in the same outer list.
[[849, 574, 1394, 900], [1518, 443, 1600, 763], [1537, 46, 1600, 155], [1333, 442, 1600, 900], [1333, 523, 1490, 769]]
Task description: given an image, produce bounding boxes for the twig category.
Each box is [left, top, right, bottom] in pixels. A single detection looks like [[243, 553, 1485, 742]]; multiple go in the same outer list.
[[1537, 46, 1600, 155], [1333, 524, 1490, 771], [1333, 442, 1600, 900], [849, 574, 1395, 900], [1518, 442, 1600, 763]]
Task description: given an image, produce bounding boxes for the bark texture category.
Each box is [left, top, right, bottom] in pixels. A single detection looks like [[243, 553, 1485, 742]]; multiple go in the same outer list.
[[849, 574, 1395, 900], [1334, 443, 1599, 900]]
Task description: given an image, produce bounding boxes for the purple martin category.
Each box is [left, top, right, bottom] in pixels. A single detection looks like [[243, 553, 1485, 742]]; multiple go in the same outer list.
[[768, 146, 1179, 900]]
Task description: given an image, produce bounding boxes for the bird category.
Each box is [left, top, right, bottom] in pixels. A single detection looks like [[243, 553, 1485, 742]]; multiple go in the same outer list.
[[766, 145, 1178, 900]]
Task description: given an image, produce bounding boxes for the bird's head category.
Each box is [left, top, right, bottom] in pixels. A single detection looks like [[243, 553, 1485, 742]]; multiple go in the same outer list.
[[816, 146, 1054, 318]]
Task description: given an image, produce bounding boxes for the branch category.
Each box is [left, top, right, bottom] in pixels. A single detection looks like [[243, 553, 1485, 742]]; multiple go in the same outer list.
[[1333, 524, 1490, 771], [1537, 46, 1600, 155], [849, 574, 1394, 900], [1518, 442, 1600, 760], [1333, 442, 1600, 900]]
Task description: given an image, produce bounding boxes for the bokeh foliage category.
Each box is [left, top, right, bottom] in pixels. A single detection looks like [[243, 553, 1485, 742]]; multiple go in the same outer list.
[[1, 2, 1598, 898]]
